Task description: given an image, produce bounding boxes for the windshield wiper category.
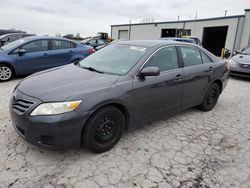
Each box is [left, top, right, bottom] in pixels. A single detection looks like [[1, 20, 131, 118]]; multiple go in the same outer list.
[[82, 66, 104, 74]]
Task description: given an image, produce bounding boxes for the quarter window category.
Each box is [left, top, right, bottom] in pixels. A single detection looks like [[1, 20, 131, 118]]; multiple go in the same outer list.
[[21, 40, 49, 53], [144, 47, 179, 72], [180, 46, 202, 67], [51, 40, 73, 50]]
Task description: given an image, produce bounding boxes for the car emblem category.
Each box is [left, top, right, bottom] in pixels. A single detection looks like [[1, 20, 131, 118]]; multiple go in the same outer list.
[[12, 91, 17, 101]]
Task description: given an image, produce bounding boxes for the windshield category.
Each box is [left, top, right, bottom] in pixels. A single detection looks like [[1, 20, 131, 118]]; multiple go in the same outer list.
[[242, 46, 250, 55], [79, 44, 148, 75], [1, 38, 28, 51]]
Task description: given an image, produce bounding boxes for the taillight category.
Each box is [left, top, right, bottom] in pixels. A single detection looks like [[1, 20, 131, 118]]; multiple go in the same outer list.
[[88, 48, 95, 54], [224, 62, 230, 72]]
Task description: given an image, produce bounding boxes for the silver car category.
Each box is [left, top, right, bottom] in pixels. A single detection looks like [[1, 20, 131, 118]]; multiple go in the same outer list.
[[229, 46, 250, 78]]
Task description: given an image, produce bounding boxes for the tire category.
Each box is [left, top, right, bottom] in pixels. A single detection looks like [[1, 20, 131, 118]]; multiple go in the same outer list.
[[0, 64, 14, 81], [199, 83, 220, 111], [82, 106, 125, 153]]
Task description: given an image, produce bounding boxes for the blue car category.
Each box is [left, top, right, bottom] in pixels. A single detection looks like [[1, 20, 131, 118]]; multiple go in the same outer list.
[[0, 36, 95, 81]]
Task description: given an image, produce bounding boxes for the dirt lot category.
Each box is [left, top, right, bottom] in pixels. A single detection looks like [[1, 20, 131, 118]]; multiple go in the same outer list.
[[0, 77, 250, 188]]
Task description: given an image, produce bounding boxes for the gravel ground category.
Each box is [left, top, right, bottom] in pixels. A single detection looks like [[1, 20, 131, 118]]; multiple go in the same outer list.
[[0, 77, 250, 188]]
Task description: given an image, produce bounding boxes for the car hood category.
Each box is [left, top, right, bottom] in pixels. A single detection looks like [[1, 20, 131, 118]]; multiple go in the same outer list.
[[232, 54, 250, 64], [17, 64, 120, 101]]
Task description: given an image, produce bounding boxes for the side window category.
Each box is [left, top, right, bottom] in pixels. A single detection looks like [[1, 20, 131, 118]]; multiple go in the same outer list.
[[144, 46, 179, 72], [180, 46, 202, 67], [21, 40, 49, 53], [200, 50, 213, 63], [51, 40, 72, 50]]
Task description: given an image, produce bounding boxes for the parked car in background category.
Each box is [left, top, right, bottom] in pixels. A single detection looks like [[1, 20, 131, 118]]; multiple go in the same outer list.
[[0, 36, 94, 81], [80, 38, 108, 50], [229, 46, 250, 78], [161, 37, 196, 44], [10, 40, 229, 152], [0, 33, 35, 47], [181, 36, 202, 46]]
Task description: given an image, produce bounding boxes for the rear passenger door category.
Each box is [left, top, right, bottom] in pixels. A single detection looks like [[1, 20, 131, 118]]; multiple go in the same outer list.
[[179, 45, 215, 108], [49, 40, 75, 67], [132, 46, 184, 123]]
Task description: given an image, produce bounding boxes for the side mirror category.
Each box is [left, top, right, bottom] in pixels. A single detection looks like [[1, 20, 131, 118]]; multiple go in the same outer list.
[[139, 67, 160, 78], [18, 49, 26, 56]]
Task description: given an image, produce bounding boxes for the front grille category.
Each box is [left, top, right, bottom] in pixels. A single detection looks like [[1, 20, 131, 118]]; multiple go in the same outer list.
[[239, 63, 250, 69], [12, 99, 34, 114]]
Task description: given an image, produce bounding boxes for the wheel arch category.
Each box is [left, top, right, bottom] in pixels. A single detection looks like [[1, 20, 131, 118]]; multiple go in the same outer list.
[[0, 61, 16, 75], [84, 101, 131, 131]]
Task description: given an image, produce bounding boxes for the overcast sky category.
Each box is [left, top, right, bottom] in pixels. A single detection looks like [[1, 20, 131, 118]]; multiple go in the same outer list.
[[0, 0, 249, 37]]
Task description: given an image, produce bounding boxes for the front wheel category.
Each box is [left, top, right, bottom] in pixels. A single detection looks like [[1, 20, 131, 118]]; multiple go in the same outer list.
[[0, 64, 13, 81], [82, 106, 125, 153], [199, 83, 220, 111]]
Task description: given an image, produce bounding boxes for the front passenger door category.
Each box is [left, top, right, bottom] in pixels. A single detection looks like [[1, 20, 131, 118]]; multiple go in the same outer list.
[[132, 46, 184, 124], [13, 40, 50, 74]]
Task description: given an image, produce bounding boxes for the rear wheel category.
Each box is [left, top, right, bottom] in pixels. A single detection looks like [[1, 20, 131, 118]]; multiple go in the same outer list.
[[199, 83, 220, 111], [0, 64, 13, 81], [82, 106, 125, 153]]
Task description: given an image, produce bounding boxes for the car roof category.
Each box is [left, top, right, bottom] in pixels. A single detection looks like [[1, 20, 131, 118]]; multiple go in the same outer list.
[[21, 35, 76, 43], [115, 40, 197, 48]]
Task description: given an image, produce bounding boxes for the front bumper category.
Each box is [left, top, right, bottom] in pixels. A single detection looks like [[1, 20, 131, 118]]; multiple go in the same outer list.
[[9, 90, 91, 150], [229, 65, 250, 78]]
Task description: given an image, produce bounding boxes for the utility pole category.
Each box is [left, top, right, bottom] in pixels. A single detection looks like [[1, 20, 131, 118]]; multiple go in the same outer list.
[[195, 11, 198, 20], [224, 10, 227, 16], [178, 15, 180, 21]]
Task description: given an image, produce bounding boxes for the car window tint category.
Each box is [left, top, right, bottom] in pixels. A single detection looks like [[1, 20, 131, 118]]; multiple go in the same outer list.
[[200, 50, 213, 63], [98, 40, 106, 45], [180, 46, 202, 67], [51, 40, 72, 50], [21, 40, 49, 53], [144, 46, 179, 72]]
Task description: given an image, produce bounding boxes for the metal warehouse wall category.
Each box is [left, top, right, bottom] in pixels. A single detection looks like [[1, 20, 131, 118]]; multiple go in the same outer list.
[[111, 9, 250, 51], [240, 10, 250, 48]]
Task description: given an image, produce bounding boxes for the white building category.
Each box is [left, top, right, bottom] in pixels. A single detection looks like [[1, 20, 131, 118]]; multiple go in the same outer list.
[[111, 9, 250, 56]]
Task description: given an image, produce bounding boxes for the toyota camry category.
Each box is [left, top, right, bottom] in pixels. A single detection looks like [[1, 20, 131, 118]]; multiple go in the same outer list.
[[10, 40, 229, 153]]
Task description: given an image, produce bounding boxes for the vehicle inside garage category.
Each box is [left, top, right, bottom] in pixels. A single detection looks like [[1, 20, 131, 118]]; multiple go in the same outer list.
[[202, 26, 228, 56]]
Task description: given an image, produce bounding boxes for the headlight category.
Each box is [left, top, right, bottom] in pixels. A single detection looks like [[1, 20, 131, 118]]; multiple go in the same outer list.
[[30, 100, 82, 116], [228, 59, 237, 67]]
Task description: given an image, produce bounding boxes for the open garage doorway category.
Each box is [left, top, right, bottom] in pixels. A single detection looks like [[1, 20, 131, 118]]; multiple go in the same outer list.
[[202, 26, 228, 56]]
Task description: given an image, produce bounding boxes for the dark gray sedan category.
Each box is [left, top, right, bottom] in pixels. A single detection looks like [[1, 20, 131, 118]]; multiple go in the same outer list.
[[9, 40, 229, 153], [229, 46, 250, 78]]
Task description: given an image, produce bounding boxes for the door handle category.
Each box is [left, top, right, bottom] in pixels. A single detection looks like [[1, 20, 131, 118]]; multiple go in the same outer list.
[[43, 53, 48, 56], [206, 66, 214, 72], [175, 74, 182, 81]]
